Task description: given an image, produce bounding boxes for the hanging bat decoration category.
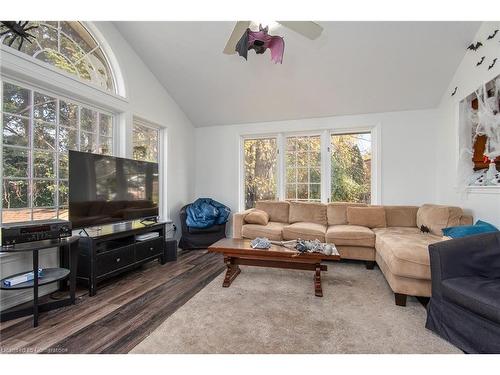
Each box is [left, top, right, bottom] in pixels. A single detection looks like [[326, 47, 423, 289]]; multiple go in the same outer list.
[[235, 24, 285, 64], [476, 56, 485, 66], [451, 87, 458, 96], [487, 29, 498, 40], [488, 58, 497, 70], [0, 21, 38, 50], [467, 41, 483, 51]]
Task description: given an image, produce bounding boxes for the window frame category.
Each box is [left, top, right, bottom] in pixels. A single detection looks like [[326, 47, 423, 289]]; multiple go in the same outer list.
[[329, 129, 374, 205], [0, 22, 121, 97], [132, 116, 166, 220], [239, 126, 380, 211], [284, 132, 323, 202], [0, 77, 116, 225]]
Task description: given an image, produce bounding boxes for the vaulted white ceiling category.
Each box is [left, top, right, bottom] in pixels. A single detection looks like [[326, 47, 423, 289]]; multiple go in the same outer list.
[[115, 21, 481, 127]]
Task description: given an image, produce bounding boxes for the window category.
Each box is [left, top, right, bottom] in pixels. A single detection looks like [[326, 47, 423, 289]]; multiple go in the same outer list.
[[243, 137, 278, 209], [0, 22, 115, 92], [132, 118, 160, 162], [330, 132, 372, 203], [240, 129, 376, 210], [1, 80, 114, 224], [285, 135, 321, 202]]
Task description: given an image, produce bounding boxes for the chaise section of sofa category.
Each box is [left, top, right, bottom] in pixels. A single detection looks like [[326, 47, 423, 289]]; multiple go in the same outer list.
[[374, 205, 472, 306]]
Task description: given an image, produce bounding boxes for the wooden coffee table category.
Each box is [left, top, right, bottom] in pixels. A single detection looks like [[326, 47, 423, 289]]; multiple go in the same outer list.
[[208, 238, 341, 297]]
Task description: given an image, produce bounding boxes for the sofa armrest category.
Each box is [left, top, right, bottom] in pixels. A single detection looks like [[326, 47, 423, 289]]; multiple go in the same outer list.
[[429, 232, 500, 285], [232, 209, 255, 239]]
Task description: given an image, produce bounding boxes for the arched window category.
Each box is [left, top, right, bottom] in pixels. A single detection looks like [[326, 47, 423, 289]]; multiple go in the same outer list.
[[1, 21, 115, 92]]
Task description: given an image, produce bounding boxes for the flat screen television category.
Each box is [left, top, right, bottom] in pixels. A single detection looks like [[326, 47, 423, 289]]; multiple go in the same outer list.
[[69, 150, 159, 229]]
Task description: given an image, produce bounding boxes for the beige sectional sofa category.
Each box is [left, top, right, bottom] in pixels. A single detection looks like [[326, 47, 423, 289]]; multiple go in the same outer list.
[[233, 201, 472, 306]]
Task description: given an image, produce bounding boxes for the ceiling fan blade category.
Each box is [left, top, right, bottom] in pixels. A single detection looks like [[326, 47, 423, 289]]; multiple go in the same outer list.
[[223, 21, 251, 55], [277, 21, 323, 40]]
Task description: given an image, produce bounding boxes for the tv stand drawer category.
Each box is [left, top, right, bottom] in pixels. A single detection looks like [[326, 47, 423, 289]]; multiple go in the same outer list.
[[135, 237, 164, 261], [96, 245, 135, 276]]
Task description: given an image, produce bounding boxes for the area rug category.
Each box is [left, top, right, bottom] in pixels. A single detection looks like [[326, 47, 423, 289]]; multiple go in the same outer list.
[[131, 261, 460, 354]]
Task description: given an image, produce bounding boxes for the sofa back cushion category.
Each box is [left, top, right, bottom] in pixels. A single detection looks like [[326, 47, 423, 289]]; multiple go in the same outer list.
[[255, 201, 290, 223], [384, 206, 419, 227], [327, 202, 367, 225], [289, 201, 327, 225], [347, 206, 387, 228], [416, 204, 463, 236], [244, 209, 270, 226]]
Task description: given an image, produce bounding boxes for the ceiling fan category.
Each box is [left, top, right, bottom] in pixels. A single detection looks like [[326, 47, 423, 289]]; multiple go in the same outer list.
[[223, 20, 323, 55]]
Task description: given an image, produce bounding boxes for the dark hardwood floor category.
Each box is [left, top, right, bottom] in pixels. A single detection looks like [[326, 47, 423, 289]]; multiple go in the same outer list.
[[0, 250, 225, 354]]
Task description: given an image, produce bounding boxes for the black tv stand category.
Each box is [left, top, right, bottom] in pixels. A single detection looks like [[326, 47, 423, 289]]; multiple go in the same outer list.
[[76, 220, 171, 296]]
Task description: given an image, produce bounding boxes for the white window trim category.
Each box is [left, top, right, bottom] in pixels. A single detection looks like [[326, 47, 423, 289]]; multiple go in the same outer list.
[[239, 124, 381, 212]]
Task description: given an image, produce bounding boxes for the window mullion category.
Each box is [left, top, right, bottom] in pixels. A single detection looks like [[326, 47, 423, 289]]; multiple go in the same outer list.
[[29, 89, 34, 220], [321, 130, 330, 204], [55, 98, 60, 218], [277, 134, 285, 201]]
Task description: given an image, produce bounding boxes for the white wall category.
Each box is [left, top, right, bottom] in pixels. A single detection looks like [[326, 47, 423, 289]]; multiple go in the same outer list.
[[194, 109, 440, 229], [0, 22, 196, 309], [435, 21, 500, 227], [94, 22, 196, 228]]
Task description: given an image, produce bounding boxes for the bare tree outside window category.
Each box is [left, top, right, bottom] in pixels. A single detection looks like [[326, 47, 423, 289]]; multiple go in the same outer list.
[[243, 138, 278, 209]]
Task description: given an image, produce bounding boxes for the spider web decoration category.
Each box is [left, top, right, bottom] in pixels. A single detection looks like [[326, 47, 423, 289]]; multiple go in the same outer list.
[[458, 75, 500, 188], [0, 21, 38, 50]]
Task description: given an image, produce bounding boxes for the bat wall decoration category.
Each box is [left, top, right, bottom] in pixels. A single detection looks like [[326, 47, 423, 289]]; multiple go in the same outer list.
[[477, 56, 485, 66], [0, 21, 38, 50], [467, 41, 483, 51], [488, 58, 497, 70], [451, 87, 458, 96], [487, 29, 498, 40], [235, 24, 285, 64]]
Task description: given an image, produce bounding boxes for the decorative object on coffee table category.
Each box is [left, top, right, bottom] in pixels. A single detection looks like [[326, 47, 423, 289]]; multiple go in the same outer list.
[[208, 238, 340, 297]]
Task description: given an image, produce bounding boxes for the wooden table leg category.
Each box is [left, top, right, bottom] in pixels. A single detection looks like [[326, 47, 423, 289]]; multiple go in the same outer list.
[[314, 264, 323, 297], [222, 256, 241, 288]]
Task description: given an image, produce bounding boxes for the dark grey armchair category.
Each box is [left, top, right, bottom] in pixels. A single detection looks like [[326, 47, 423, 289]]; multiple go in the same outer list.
[[426, 232, 500, 353]]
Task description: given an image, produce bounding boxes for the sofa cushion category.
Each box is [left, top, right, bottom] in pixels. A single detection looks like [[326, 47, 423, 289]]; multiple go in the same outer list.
[[327, 202, 367, 225], [374, 227, 442, 280], [326, 225, 375, 247], [347, 206, 386, 228], [255, 201, 290, 223], [384, 206, 419, 227], [244, 209, 270, 226], [282, 222, 327, 241], [288, 201, 327, 226], [241, 221, 286, 241], [416, 204, 463, 236], [442, 276, 500, 324]]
